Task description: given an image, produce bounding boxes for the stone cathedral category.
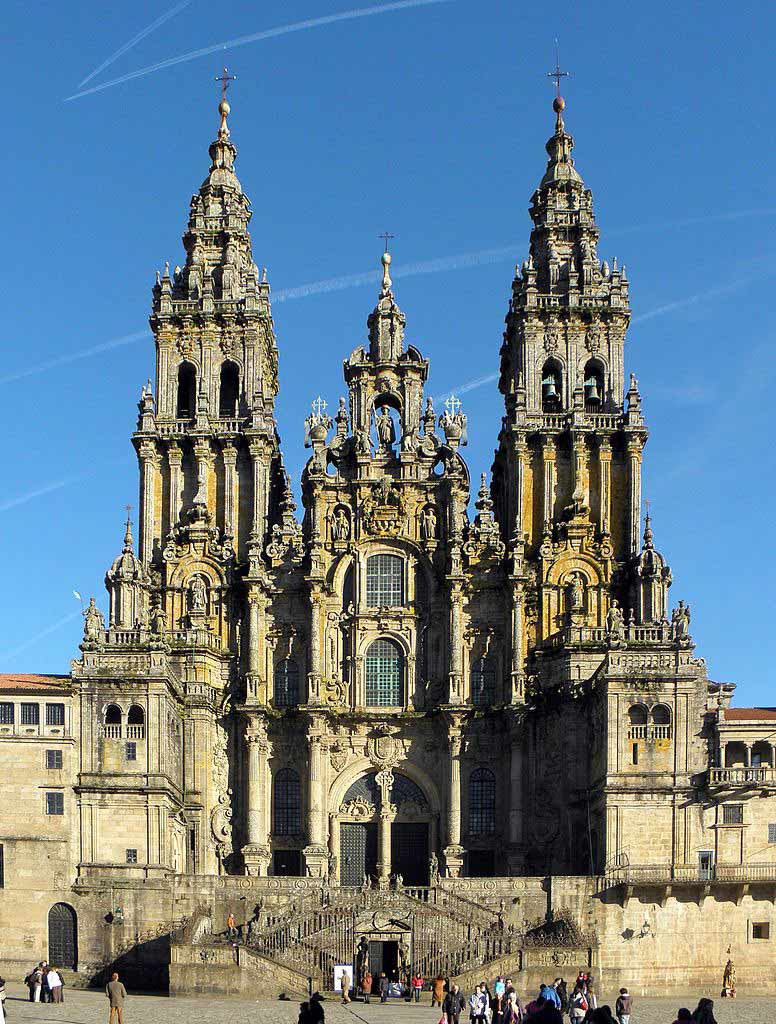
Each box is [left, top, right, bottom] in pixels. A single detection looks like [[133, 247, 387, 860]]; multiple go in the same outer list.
[[3, 92, 776, 995]]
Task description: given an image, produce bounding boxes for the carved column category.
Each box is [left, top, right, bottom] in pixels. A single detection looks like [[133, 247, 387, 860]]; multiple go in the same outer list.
[[598, 437, 612, 535], [222, 440, 237, 536], [542, 437, 556, 529], [513, 438, 528, 544], [572, 436, 588, 510], [192, 440, 212, 509], [510, 583, 524, 703], [137, 440, 158, 563], [448, 584, 463, 703], [308, 588, 323, 704], [167, 441, 183, 530], [626, 436, 643, 555], [304, 721, 328, 877], [248, 439, 267, 547], [376, 769, 395, 887], [443, 729, 464, 877], [243, 724, 270, 876]]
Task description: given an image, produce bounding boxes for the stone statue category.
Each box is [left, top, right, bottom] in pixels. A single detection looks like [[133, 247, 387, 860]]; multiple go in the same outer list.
[[722, 958, 736, 998], [566, 573, 585, 614], [672, 600, 691, 640], [332, 508, 350, 541], [429, 852, 439, 885], [151, 599, 167, 636], [398, 938, 410, 977], [189, 573, 209, 610], [83, 598, 105, 642], [355, 936, 369, 981], [420, 506, 437, 541], [375, 406, 396, 449], [606, 599, 625, 640], [327, 851, 338, 884]]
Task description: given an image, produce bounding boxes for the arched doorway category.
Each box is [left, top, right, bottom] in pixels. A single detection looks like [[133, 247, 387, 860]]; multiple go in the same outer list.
[[48, 903, 77, 969]]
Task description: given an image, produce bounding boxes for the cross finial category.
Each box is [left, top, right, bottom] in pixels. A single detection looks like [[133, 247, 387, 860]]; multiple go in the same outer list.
[[215, 66, 236, 102], [378, 232, 395, 254], [445, 394, 462, 416], [312, 396, 328, 421], [125, 504, 132, 519], [547, 40, 569, 98]]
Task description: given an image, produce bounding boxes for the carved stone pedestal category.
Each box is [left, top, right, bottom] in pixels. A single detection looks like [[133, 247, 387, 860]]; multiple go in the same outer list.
[[303, 844, 329, 878], [243, 844, 271, 877], [443, 844, 465, 878]]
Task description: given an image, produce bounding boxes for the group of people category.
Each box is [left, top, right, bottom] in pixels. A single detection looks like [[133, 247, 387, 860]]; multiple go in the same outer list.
[[24, 963, 65, 1004]]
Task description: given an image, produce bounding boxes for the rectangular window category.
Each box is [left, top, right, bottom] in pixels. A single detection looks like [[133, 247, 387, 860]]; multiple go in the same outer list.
[[45, 792, 64, 815], [366, 554, 404, 607], [752, 922, 770, 940], [126, 849, 138, 864], [0, 703, 14, 725], [20, 703, 40, 725], [125, 742, 137, 762], [769, 824, 776, 844], [723, 803, 744, 825], [632, 743, 639, 766], [45, 750, 63, 770], [45, 703, 65, 726]]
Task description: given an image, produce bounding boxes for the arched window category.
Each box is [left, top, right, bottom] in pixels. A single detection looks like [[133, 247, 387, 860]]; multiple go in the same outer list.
[[127, 705, 145, 739], [469, 768, 496, 835], [541, 359, 562, 411], [650, 704, 672, 739], [218, 361, 240, 417], [471, 657, 496, 707], [583, 359, 605, 409], [627, 704, 648, 740], [273, 769, 301, 835], [366, 554, 404, 607], [176, 362, 197, 418], [365, 638, 403, 706], [104, 705, 122, 725], [274, 660, 299, 708]]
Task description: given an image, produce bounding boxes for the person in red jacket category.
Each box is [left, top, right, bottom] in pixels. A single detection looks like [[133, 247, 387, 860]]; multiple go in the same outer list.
[[412, 973, 424, 1003]]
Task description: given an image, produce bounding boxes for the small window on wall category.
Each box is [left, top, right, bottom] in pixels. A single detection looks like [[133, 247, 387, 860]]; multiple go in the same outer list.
[[471, 657, 496, 707], [723, 803, 744, 825], [126, 849, 138, 864], [45, 792, 64, 816], [20, 703, 40, 725], [769, 823, 776, 844], [0, 703, 13, 725], [46, 750, 63, 770], [46, 703, 65, 726], [126, 742, 137, 762], [752, 922, 770, 940]]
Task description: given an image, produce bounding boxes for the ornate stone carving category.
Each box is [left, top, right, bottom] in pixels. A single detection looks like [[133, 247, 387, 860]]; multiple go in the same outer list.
[[367, 726, 400, 769], [340, 797, 376, 819], [361, 478, 406, 536]]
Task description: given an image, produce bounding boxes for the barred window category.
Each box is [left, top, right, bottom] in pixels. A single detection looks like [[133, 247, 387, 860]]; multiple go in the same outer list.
[[46, 750, 63, 770], [126, 742, 137, 762], [46, 703, 65, 726], [126, 849, 138, 864], [723, 803, 744, 825], [365, 638, 403, 707], [273, 769, 301, 836], [46, 792, 64, 816], [469, 768, 496, 835], [768, 824, 776, 844], [0, 703, 12, 725], [20, 703, 40, 725], [471, 657, 496, 707], [274, 659, 300, 708], [366, 554, 404, 607]]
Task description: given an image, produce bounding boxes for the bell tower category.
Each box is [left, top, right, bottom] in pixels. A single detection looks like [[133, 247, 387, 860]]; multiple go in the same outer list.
[[491, 88, 647, 687]]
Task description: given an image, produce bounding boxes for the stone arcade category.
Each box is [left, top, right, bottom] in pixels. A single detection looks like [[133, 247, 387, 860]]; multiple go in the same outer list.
[[2, 91, 776, 995]]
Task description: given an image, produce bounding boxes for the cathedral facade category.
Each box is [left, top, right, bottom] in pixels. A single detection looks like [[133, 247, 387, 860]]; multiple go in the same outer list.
[[2, 93, 775, 993]]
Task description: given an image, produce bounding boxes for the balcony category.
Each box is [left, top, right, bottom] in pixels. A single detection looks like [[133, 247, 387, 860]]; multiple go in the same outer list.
[[708, 767, 776, 788], [602, 862, 776, 904], [126, 724, 145, 740], [102, 724, 122, 739], [627, 725, 672, 741]]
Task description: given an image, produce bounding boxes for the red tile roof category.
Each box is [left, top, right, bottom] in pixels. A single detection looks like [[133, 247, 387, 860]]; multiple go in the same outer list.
[[724, 707, 776, 722], [0, 674, 71, 693]]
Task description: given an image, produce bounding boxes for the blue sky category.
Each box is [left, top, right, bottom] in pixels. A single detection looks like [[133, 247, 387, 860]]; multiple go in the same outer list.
[[1, 0, 774, 700]]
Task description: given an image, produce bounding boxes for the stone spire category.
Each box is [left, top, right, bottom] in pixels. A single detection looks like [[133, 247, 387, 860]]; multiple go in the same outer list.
[[632, 509, 672, 624], [367, 250, 406, 363]]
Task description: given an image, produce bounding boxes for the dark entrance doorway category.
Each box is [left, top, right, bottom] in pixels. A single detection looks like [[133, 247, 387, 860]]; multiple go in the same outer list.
[[341, 822, 378, 886], [48, 903, 77, 969], [368, 939, 399, 984], [391, 822, 429, 885], [273, 849, 301, 876]]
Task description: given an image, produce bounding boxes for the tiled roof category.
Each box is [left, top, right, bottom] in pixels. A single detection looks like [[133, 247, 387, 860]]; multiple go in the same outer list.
[[724, 707, 776, 722], [0, 674, 71, 693]]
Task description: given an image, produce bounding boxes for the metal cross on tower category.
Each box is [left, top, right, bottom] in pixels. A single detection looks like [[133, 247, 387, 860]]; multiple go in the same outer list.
[[547, 41, 569, 97], [312, 396, 328, 421], [378, 232, 395, 254], [445, 394, 462, 416], [215, 66, 237, 101]]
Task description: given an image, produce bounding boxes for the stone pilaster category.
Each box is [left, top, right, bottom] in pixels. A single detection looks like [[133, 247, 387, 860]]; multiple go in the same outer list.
[[627, 436, 643, 555], [167, 440, 183, 529], [598, 437, 612, 535], [448, 584, 463, 703], [243, 723, 270, 876], [137, 440, 158, 562], [542, 437, 556, 530], [222, 440, 237, 535], [443, 728, 464, 877], [303, 719, 328, 877]]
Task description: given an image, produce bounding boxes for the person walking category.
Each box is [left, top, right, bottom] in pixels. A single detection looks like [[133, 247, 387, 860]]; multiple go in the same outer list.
[[502, 992, 523, 1024], [339, 971, 351, 1005], [362, 970, 373, 1004], [490, 987, 505, 1024], [615, 988, 632, 1024], [569, 985, 588, 1024], [47, 968, 63, 1005], [412, 973, 424, 1003], [226, 912, 238, 943], [379, 972, 389, 1004], [105, 972, 128, 1024], [432, 975, 446, 1007], [443, 983, 466, 1024], [691, 999, 717, 1024], [469, 985, 488, 1024]]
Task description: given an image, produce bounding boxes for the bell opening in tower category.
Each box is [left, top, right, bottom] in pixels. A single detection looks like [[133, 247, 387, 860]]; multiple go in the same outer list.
[[541, 359, 563, 411], [176, 361, 196, 419]]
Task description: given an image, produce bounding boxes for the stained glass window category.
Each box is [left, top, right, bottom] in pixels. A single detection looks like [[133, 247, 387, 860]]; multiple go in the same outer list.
[[274, 659, 300, 708], [365, 638, 403, 706], [469, 768, 496, 835], [273, 769, 301, 835], [366, 554, 404, 607], [471, 657, 496, 707]]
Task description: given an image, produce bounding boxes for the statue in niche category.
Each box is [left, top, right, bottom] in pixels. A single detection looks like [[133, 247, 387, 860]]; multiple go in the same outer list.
[[375, 406, 396, 450], [606, 599, 625, 640], [355, 426, 371, 456], [420, 506, 437, 541], [672, 600, 691, 640], [332, 507, 350, 541], [188, 575, 208, 614], [566, 573, 585, 615], [83, 598, 105, 642]]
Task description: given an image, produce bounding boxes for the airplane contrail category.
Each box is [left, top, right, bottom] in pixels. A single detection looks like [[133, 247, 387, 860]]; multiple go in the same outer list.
[[0, 476, 88, 513], [0, 331, 148, 386], [1, 610, 82, 660], [65, 0, 452, 101], [78, 0, 194, 88]]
